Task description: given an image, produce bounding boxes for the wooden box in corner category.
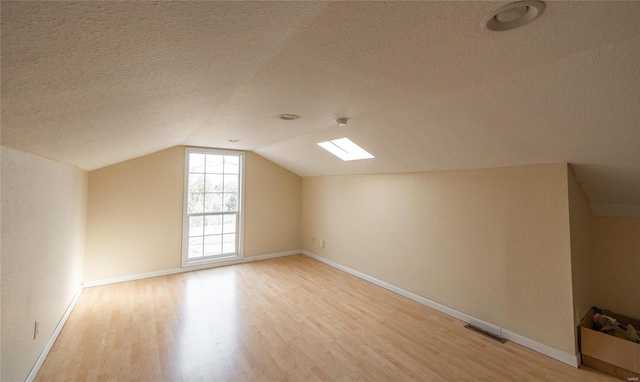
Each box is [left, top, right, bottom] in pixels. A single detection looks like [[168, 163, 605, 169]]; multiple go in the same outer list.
[[579, 308, 640, 381]]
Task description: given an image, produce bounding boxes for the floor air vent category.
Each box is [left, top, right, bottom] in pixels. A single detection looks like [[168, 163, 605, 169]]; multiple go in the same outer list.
[[464, 324, 508, 343]]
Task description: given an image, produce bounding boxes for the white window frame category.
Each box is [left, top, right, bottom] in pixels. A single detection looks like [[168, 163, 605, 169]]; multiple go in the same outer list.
[[182, 147, 245, 267]]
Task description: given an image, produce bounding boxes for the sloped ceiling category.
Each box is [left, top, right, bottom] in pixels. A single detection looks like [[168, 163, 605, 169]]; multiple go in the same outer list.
[[1, 1, 639, 217]]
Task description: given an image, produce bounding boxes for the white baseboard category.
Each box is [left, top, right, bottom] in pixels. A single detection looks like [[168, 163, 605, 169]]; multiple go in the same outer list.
[[302, 250, 579, 368], [84, 250, 301, 288], [501, 328, 579, 367], [26, 283, 84, 382]]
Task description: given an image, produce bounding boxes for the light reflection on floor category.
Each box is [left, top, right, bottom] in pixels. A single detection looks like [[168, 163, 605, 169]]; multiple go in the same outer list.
[[177, 267, 240, 379]]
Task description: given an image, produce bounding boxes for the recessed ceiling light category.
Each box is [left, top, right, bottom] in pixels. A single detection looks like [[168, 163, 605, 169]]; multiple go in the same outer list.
[[317, 137, 374, 161], [335, 118, 348, 127], [227, 139, 241, 143], [483, 1, 545, 32], [278, 114, 300, 120]]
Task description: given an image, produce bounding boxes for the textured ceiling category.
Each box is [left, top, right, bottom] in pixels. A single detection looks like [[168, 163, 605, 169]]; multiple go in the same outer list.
[[1, 1, 639, 217]]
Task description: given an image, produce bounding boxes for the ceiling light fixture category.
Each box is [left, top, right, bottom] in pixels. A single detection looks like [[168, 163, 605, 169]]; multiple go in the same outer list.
[[227, 139, 241, 143], [278, 114, 300, 121], [335, 118, 348, 127], [317, 137, 374, 161], [483, 1, 545, 32]]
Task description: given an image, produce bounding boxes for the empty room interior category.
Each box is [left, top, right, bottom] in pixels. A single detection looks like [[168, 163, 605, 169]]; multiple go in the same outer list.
[[1, 1, 639, 381]]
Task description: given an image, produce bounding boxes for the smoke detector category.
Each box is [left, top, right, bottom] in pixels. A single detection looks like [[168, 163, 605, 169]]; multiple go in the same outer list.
[[483, 1, 545, 32]]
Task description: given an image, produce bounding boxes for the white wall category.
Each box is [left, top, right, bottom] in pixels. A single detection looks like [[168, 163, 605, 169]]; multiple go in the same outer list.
[[302, 163, 577, 355], [1, 146, 87, 381]]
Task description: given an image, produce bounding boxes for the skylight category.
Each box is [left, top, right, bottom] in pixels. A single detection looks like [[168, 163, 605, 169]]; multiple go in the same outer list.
[[317, 137, 375, 161]]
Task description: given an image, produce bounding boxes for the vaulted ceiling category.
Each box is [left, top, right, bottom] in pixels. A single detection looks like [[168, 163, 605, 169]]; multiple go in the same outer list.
[[2, 1, 639, 217]]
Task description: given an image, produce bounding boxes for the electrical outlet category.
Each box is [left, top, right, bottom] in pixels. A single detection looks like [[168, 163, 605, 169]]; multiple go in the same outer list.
[[34, 319, 39, 340], [320, 239, 325, 249]]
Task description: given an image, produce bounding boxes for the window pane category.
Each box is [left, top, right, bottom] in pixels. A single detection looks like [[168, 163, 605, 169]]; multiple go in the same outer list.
[[189, 216, 204, 237], [204, 235, 222, 257], [206, 174, 223, 192], [223, 174, 238, 193], [185, 150, 243, 264], [188, 173, 205, 193], [206, 154, 224, 174], [188, 237, 203, 258], [224, 156, 239, 174], [222, 234, 236, 254], [188, 193, 204, 214], [204, 193, 223, 212], [223, 214, 236, 234], [223, 193, 238, 211], [204, 215, 222, 235], [189, 153, 205, 173]]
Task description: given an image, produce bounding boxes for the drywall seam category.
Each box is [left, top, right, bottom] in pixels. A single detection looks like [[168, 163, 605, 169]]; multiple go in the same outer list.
[[302, 250, 580, 368], [25, 283, 84, 382], [84, 250, 301, 287]]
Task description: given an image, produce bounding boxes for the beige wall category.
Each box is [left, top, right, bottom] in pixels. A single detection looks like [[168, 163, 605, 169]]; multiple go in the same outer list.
[[567, 166, 593, 352], [85, 147, 301, 282], [302, 163, 577, 355], [591, 216, 640, 318], [1, 146, 87, 382], [244, 151, 301, 257], [84, 146, 185, 281], [2, 136, 633, 378]]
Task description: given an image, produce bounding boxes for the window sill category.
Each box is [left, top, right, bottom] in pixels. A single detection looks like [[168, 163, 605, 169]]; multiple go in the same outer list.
[[182, 254, 243, 268]]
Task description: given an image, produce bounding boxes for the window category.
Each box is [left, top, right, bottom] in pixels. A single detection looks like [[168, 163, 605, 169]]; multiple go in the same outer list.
[[182, 148, 244, 266], [317, 137, 374, 161]]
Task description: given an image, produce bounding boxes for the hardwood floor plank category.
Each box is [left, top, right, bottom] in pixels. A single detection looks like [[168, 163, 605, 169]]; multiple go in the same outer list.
[[36, 255, 617, 381]]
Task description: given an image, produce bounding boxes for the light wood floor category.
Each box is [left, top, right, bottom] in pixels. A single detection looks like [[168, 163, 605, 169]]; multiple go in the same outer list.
[[37, 255, 617, 381]]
